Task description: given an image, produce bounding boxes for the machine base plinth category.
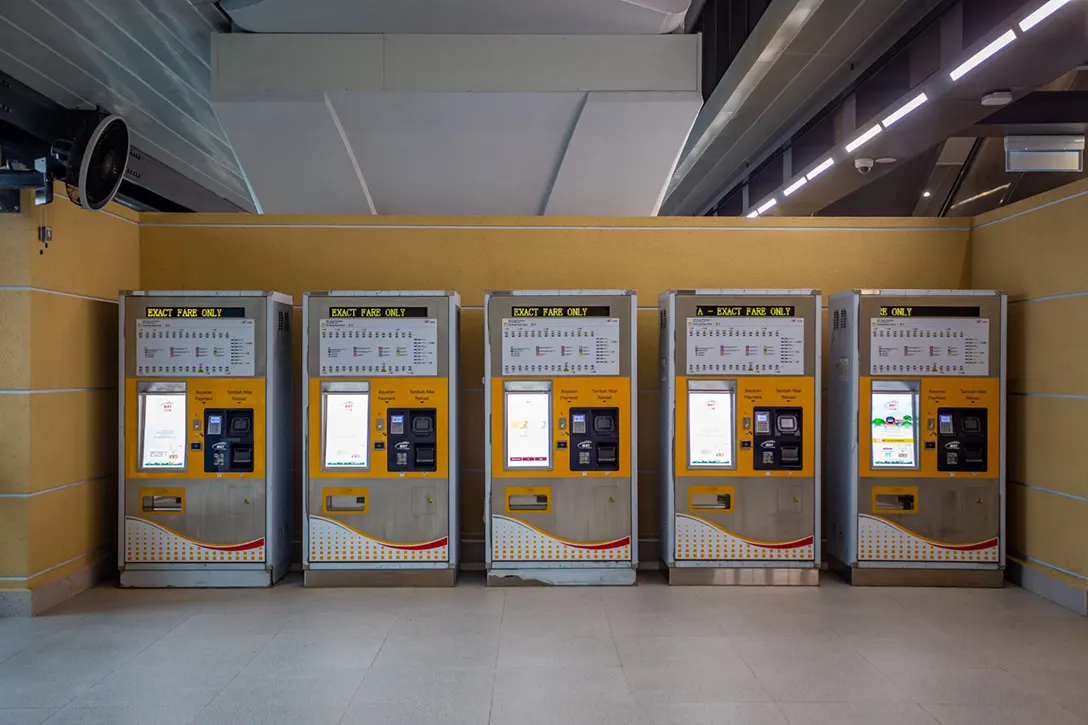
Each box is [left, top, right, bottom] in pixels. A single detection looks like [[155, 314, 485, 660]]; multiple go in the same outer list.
[[668, 566, 819, 586], [120, 567, 275, 588], [304, 567, 457, 587], [487, 566, 637, 586], [830, 556, 1004, 587]]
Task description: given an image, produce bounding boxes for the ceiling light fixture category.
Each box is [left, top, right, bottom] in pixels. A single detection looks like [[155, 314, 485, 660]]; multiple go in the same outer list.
[[845, 125, 883, 153], [746, 210, 760, 219], [882, 93, 929, 128], [949, 30, 1016, 81], [1019, 0, 1074, 32], [806, 157, 835, 181], [922, 191, 932, 198], [949, 183, 1011, 209], [757, 198, 778, 214], [982, 90, 1013, 106], [783, 177, 808, 196]]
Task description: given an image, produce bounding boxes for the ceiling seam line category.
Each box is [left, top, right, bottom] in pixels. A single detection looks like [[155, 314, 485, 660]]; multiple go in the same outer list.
[[25, 0, 231, 147], [538, 92, 590, 215], [127, 129, 256, 210], [0, 43, 247, 208], [140, 0, 213, 71], [0, 15, 245, 185], [84, 0, 212, 97], [137, 222, 968, 232], [323, 93, 377, 215]]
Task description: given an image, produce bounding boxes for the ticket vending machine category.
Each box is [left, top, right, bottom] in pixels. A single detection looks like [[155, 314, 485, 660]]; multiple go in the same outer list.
[[303, 291, 459, 586], [827, 290, 1006, 586], [119, 291, 293, 587], [485, 290, 637, 585], [659, 290, 821, 585]]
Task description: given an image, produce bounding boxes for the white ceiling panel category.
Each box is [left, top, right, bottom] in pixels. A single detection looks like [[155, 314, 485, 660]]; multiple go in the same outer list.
[[214, 98, 374, 214], [328, 91, 585, 215], [222, 0, 691, 35], [545, 91, 702, 216]]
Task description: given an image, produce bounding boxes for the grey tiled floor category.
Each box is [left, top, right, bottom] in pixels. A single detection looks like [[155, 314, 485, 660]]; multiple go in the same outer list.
[[1, 573, 1087, 724]]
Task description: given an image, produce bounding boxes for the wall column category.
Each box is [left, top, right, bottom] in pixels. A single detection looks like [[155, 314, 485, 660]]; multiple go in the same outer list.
[[0, 187, 139, 616]]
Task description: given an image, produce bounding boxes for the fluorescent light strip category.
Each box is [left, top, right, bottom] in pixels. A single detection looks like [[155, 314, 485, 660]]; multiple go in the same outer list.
[[746, 210, 760, 219], [783, 177, 808, 196], [1019, 0, 1074, 31], [882, 93, 928, 127], [949, 30, 1016, 81], [845, 125, 882, 153], [806, 158, 835, 181], [756, 198, 778, 214]]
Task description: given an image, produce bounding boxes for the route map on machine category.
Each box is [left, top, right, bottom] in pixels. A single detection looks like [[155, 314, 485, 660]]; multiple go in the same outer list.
[[870, 317, 989, 376], [501, 317, 620, 375], [136, 318, 255, 377], [686, 317, 805, 375], [319, 318, 438, 376]]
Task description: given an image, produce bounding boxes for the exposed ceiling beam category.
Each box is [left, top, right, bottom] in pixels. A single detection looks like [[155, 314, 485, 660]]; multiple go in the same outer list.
[[752, 0, 1088, 217]]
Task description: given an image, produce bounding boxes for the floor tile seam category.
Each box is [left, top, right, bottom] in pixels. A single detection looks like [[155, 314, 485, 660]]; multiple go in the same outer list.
[[9, 616, 93, 665], [1057, 701, 1088, 724], [486, 587, 507, 723], [45, 613, 187, 716], [189, 624, 283, 724], [337, 611, 403, 724], [776, 701, 802, 725]]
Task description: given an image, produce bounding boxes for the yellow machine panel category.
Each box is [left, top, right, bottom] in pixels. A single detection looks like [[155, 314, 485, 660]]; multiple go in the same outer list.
[[309, 377, 450, 480], [858, 377, 1000, 479], [125, 378, 266, 480], [489, 376, 632, 478], [674, 376, 816, 477]]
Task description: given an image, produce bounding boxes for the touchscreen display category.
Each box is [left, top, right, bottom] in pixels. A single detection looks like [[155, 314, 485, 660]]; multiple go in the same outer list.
[[688, 391, 734, 467], [506, 392, 551, 468], [324, 393, 370, 468], [141, 393, 187, 469], [871, 392, 917, 468]]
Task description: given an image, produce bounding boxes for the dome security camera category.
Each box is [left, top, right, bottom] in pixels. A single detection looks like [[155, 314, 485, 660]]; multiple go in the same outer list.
[[855, 158, 874, 174]]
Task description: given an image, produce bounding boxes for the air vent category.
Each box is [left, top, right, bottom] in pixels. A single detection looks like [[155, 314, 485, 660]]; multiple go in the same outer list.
[[659, 309, 667, 329], [278, 310, 290, 332], [456, 308, 461, 332]]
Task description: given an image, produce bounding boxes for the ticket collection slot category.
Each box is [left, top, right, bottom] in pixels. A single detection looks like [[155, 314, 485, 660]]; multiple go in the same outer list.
[[691, 492, 732, 510], [326, 494, 367, 512], [142, 495, 182, 512], [569, 407, 620, 471]]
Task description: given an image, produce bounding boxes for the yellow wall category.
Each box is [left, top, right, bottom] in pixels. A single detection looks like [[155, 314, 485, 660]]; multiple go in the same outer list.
[[971, 178, 1088, 590], [138, 215, 972, 549], [0, 188, 139, 614]]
